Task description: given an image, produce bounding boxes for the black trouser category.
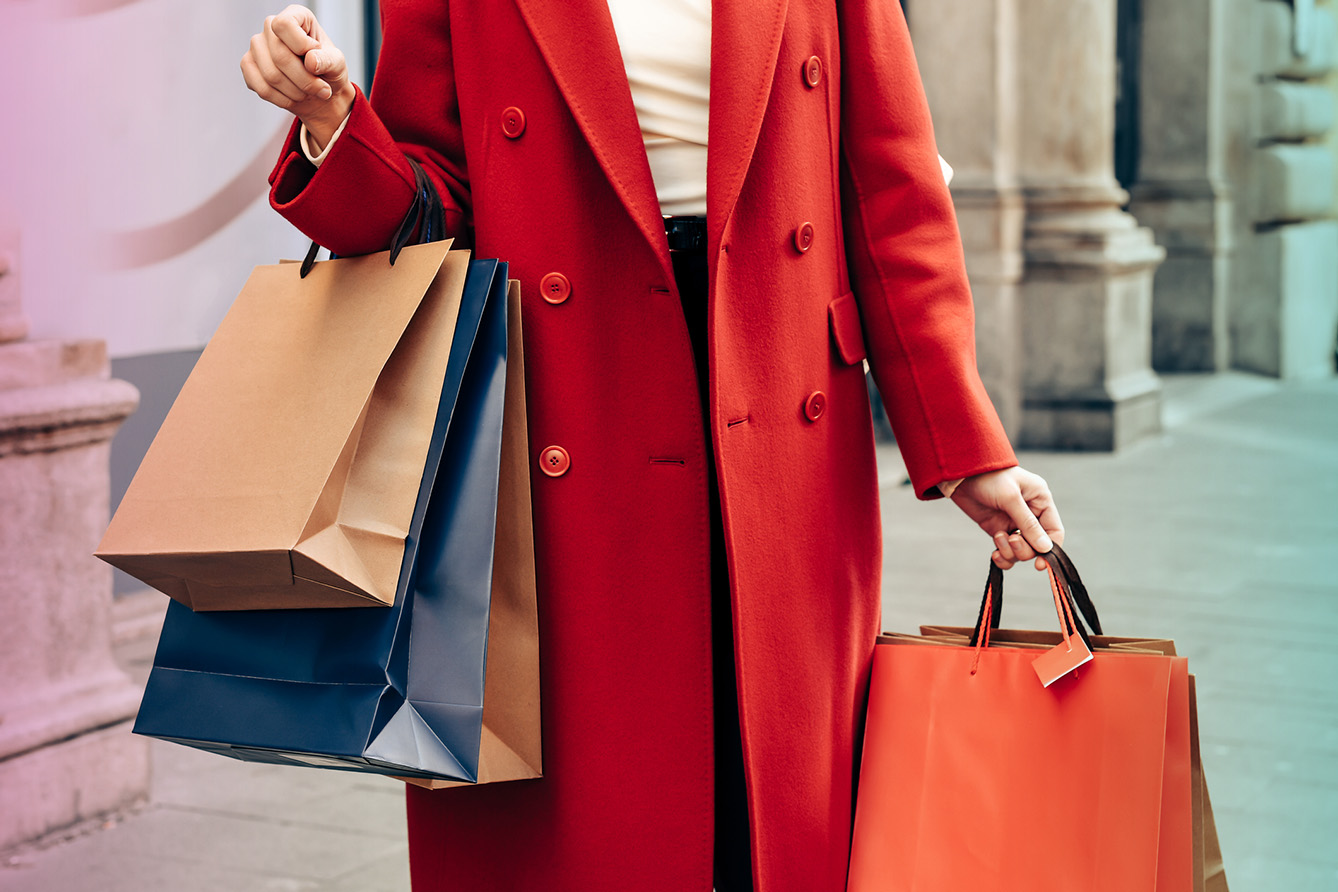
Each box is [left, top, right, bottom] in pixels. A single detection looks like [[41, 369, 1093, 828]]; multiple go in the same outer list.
[[670, 245, 754, 892]]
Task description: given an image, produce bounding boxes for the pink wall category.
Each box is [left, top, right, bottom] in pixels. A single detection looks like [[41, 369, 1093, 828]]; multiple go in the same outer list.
[[0, 0, 322, 359]]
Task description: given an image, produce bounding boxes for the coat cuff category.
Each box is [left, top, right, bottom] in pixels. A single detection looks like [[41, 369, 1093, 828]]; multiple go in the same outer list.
[[267, 85, 422, 257], [299, 111, 351, 168]]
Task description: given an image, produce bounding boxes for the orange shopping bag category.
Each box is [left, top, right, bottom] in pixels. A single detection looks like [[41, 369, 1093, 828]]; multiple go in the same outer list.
[[848, 546, 1202, 892]]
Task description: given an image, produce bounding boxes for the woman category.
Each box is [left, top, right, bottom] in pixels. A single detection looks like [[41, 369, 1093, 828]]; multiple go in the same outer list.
[[242, 3, 1062, 890]]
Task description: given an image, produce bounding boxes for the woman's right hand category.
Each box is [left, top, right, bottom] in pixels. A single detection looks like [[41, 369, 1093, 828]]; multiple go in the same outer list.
[[241, 5, 355, 152]]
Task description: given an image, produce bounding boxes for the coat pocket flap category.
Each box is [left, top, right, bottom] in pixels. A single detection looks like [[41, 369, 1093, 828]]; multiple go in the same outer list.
[[828, 292, 867, 365]]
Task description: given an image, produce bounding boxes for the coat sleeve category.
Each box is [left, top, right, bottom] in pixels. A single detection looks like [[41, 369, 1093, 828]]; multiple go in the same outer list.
[[838, 0, 1017, 499], [267, 1, 470, 256]]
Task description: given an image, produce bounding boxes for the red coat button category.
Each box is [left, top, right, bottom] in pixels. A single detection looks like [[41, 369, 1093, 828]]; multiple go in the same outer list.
[[804, 391, 827, 422], [539, 445, 570, 477], [540, 272, 571, 304], [794, 222, 815, 254], [804, 56, 822, 88], [501, 106, 527, 138]]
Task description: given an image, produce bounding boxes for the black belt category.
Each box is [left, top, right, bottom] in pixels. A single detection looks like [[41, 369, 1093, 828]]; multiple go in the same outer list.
[[664, 216, 708, 254]]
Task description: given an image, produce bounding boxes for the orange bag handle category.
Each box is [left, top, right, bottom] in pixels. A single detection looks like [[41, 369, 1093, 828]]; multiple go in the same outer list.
[[967, 544, 1102, 650], [968, 561, 1084, 676]]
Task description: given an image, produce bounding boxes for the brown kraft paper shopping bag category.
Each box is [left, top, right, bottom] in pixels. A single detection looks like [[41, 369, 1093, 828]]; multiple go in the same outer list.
[[98, 241, 469, 610], [1189, 676, 1231, 892], [403, 282, 542, 789]]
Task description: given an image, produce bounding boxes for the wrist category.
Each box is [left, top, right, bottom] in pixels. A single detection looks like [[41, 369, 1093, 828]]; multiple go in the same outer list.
[[300, 82, 356, 152]]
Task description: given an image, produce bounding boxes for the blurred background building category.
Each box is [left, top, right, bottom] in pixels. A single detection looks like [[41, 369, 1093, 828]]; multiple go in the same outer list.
[[909, 0, 1338, 448], [0, 0, 1335, 864]]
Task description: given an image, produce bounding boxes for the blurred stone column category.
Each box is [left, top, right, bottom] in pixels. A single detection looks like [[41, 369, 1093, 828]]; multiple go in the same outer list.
[[912, 0, 1026, 436], [1015, 0, 1166, 450], [0, 228, 148, 850], [1233, 1, 1338, 378], [1129, 0, 1236, 372]]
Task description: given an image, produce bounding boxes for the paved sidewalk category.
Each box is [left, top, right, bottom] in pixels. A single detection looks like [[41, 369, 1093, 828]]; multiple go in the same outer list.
[[1, 630, 412, 892], [1, 373, 1335, 891]]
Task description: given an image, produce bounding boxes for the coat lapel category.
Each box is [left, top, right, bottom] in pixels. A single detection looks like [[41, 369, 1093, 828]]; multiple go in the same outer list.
[[513, 0, 672, 280], [707, 0, 789, 250], [515, 0, 790, 278]]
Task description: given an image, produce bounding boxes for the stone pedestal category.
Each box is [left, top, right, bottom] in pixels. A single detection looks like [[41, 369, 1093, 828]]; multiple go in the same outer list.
[[912, 0, 1026, 436], [1129, 0, 1235, 372], [1015, 0, 1166, 450], [0, 249, 146, 850], [1019, 193, 1166, 449]]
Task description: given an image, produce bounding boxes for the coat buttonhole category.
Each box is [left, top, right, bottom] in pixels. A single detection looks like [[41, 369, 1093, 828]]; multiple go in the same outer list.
[[727, 416, 750, 428], [649, 457, 686, 466]]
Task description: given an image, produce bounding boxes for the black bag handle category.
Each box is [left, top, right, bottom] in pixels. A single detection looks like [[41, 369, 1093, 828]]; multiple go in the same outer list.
[[299, 158, 446, 278], [967, 543, 1103, 650]]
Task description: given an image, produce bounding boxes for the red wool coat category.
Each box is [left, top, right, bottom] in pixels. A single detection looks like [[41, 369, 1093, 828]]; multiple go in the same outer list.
[[268, 1, 1016, 889]]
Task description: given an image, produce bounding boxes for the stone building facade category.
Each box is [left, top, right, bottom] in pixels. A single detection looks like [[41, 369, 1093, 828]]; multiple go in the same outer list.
[[909, 0, 1338, 449]]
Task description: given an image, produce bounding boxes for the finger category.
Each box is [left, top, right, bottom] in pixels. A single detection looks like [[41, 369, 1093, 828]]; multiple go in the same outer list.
[[993, 531, 1016, 563], [1031, 499, 1065, 548], [305, 44, 346, 83], [251, 32, 308, 104], [272, 7, 321, 55], [1007, 532, 1037, 563], [992, 549, 1015, 570], [265, 17, 330, 100], [1019, 472, 1065, 547], [1004, 490, 1054, 554], [241, 53, 294, 109], [1035, 557, 1048, 572]]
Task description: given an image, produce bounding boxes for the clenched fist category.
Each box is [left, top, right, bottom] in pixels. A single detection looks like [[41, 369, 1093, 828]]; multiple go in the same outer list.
[[241, 6, 354, 152]]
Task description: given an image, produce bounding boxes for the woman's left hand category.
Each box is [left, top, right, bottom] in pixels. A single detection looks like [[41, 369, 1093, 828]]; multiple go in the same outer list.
[[949, 467, 1064, 571]]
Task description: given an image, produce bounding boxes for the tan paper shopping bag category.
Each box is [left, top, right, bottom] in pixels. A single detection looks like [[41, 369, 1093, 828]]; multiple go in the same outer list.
[[98, 241, 469, 610], [1189, 677, 1231, 892]]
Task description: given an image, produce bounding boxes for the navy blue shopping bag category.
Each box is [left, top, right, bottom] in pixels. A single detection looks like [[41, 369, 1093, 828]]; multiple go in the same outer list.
[[134, 256, 541, 785]]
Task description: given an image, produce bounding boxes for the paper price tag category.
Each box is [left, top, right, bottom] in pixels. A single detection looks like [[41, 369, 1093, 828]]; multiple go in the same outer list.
[[1032, 633, 1094, 687]]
